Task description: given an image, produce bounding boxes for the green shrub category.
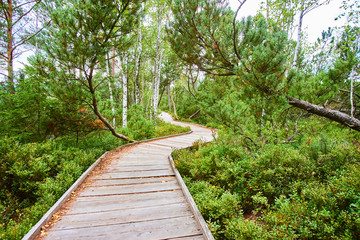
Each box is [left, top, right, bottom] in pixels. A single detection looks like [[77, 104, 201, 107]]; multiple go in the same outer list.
[[1, 113, 190, 240], [174, 129, 360, 239]]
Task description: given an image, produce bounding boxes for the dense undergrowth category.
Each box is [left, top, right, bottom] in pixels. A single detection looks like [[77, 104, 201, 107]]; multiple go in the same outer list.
[[0, 116, 189, 240], [173, 120, 360, 239]]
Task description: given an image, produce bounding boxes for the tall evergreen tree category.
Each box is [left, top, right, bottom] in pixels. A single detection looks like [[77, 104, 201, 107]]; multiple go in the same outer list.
[[167, 0, 360, 132]]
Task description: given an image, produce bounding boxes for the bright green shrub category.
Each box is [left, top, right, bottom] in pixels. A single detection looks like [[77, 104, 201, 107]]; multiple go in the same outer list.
[[1, 115, 189, 240], [184, 179, 241, 239], [174, 128, 360, 239], [154, 120, 191, 137], [121, 105, 155, 140]]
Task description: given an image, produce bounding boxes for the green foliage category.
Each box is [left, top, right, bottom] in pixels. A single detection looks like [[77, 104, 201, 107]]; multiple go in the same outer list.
[[0, 133, 122, 239], [119, 105, 189, 140], [0, 115, 189, 239], [120, 105, 156, 140], [168, 1, 290, 96], [0, 55, 109, 143], [173, 126, 360, 239], [154, 119, 191, 137]]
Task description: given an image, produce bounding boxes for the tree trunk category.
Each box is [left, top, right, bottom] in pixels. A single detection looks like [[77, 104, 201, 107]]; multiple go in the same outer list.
[[167, 85, 172, 111], [171, 94, 178, 120], [152, 6, 164, 124], [134, 26, 143, 105], [167, 84, 178, 119], [1, 0, 42, 90], [189, 109, 200, 119], [350, 68, 356, 117], [121, 56, 128, 128], [107, 52, 116, 128], [6, 0, 14, 87], [86, 64, 133, 142], [287, 96, 360, 132], [293, 8, 304, 67]]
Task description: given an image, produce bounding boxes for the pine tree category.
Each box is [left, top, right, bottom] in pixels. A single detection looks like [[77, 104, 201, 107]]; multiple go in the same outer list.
[[37, 0, 143, 141], [167, 0, 360, 132]]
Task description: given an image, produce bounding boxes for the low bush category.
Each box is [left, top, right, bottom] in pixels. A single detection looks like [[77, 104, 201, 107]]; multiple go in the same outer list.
[[173, 127, 360, 239], [0, 133, 122, 240], [120, 105, 190, 140], [1, 114, 189, 240]]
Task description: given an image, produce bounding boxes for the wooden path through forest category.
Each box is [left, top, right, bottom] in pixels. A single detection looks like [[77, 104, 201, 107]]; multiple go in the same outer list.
[[23, 112, 215, 240]]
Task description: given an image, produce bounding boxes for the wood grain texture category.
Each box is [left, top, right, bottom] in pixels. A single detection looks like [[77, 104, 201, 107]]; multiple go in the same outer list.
[[25, 112, 215, 240]]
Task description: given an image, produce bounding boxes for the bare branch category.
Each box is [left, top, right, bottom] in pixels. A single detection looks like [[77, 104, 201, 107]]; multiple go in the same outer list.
[[233, 0, 247, 61], [12, 1, 41, 27], [13, 20, 51, 51]]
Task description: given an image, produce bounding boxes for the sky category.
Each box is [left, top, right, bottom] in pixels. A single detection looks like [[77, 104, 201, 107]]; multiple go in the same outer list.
[[229, 0, 346, 43]]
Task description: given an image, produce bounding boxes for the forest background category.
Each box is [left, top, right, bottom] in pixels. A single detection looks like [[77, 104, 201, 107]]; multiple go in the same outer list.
[[0, 0, 359, 239]]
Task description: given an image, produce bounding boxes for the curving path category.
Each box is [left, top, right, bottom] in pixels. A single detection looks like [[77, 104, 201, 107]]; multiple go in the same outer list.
[[24, 113, 215, 240]]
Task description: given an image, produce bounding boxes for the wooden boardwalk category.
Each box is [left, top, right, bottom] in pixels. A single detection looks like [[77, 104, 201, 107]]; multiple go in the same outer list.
[[24, 113, 215, 240]]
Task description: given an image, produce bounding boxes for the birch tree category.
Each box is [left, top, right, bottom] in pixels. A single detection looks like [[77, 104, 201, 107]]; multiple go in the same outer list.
[[134, 4, 145, 105], [38, 0, 142, 142], [0, 0, 43, 88], [293, 0, 331, 67], [106, 50, 116, 128], [151, 4, 164, 124], [120, 54, 128, 127], [261, 0, 331, 67]]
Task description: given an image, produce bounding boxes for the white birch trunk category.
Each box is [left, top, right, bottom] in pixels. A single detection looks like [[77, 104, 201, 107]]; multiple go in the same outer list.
[[152, 6, 163, 124], [121, 56, 128, 128], [266, 0, 269, 22], [106, 52, 116, 128], [134, 27, 143, 105], [350, 68, 356, 118], [167, 85, 172, 111], [293, 9, 304, 67], [108, 81, 116, 128]]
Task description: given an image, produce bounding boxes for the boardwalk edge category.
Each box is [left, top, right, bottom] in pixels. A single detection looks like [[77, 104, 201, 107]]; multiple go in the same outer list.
[[21, 151, 109, 240], [168, 155, 215, 240], [22, 130, 193, 240]]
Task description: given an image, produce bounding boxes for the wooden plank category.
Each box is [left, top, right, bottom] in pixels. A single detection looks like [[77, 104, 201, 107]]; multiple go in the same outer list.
[[114, 155, 169, 162], [46, 216, 202, 240], [138, 142, 172, 149], [168, 156, 215, 240], [116, 155, 168, 160], [90, 176, 176, 187], [146, 142, 191, 148], [104, 164, 171, 172], [20, 152, 109, 240], [112, 160, 170, 167], [25, 112, 215, 240], [68, 190, 186, 214], [129, 150, 172, 155], [52, 203, 192, 231], [134, 145, 172, 151], [156, 138, 197, 143], [93, 169, 175, 180], [79, 181, 180, 197], [169, 235, 205, 240]]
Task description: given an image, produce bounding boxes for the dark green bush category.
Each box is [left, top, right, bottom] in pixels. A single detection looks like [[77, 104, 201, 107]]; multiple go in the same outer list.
[[173, 128, 360, 239], [1, 118, 189, 239]]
